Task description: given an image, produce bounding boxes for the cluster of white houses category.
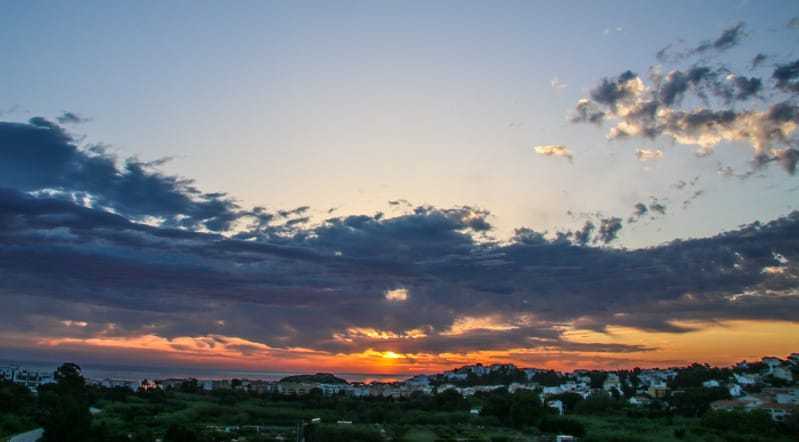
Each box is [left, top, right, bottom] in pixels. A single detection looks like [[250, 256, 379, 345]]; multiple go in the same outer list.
[[2, 354, 797, 421], [0, 365, 55, 391]]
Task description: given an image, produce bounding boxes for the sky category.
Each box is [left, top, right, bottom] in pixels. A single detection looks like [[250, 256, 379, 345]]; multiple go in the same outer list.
[[1, 1, 799, 375]]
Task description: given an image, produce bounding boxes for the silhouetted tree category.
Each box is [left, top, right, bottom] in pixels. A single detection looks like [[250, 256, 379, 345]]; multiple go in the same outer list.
[[37, 363, 92, 442]]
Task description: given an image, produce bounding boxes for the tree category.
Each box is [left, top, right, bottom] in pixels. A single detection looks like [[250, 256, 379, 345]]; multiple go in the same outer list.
[[532, 370, 562, 387], [480, 391, 513, 425], [37, 363, 93, 442], [573, 391, 622, 415], [54, 362, 86, 394], [669, 387, 729, 417], [177, 378, 201, 394], [432, 389, 469, 411], [36, 389, 92, 442], [509, 396, 546, 428], [548, 392, 583, 413], [588, 371, 608, 389]]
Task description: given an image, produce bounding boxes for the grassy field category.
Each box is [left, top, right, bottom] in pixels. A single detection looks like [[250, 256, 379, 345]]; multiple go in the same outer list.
[[399, 426, 534, 442], [85, 392, 797, 442]]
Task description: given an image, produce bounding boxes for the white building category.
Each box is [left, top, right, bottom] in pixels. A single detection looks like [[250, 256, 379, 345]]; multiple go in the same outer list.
[[547, 400, 564, 415], [772, 367, 793, 382], [734, 373, 757, 385]]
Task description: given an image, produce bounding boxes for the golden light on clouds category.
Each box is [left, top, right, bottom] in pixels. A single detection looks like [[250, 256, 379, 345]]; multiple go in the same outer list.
[[384, 288, 409, 302], [442, 315, 521, 336], [13, 319, 797, 375]]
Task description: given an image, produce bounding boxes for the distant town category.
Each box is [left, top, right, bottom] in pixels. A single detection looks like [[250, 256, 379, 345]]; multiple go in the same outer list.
[[3, 353, 798, 426]]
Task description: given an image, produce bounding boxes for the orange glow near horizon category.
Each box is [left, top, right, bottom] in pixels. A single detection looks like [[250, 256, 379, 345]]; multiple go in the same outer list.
[[9, 319, 797, 376]]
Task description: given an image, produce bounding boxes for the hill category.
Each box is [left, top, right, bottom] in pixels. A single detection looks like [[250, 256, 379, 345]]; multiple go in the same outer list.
[[278, 373, 348, 384]]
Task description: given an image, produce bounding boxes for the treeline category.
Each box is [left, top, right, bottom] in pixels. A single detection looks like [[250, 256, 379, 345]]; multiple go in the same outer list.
[[6, 362, 798, 442]]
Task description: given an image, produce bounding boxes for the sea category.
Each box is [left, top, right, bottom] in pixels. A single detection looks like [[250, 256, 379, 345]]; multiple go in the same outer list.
[[0, 359, 406, 384]]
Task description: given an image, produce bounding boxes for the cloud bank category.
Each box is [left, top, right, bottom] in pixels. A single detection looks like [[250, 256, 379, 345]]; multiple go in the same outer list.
[[0, 117, 797, 370]]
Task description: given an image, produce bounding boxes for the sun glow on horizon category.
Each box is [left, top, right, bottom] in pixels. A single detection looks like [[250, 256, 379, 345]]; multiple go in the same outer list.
[[4, 319, 793, 375]]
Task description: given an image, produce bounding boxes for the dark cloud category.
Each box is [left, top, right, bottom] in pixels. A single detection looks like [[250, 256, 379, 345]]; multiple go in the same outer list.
[[730, 76, 762, 100], [658, 22, 747, 62], [278, 206, 310, 218], [628, 203, 648, 223], [657, 66, 717, 106], [56, 111, 90, 125], [571, 221, 595, 246], [691, 22, 746, 55], [0, 117, 260, 232], [628, 201, 667, 224], [751, 53, 768, 69], [595, 217, 623, 244], [649, 202, 667, 216], [0, 181, 798, 358], [682, 190, 705, 209], [772, 59, 799, 94], [589, 70, 638, 108]]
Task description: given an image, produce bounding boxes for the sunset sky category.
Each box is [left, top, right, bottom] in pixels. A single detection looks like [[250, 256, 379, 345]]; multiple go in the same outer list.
[[1, 1, 799, 375]]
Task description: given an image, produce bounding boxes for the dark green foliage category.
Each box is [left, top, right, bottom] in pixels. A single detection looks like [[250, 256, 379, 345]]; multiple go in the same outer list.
[[574, 392, 623, 415], [106, 386, 133, 402], [508, 391, 548, 428], [531, 370, 563, 387], [164, 423, 208, 442], [37, 363, 93, 442], [668, 387, 730, 417], [36, 389, 93, 442], [431, 389, 469, 412], [54, 362, 87, 396], [548, 392, 584, 413], [304, 423, 383, 442], [670, 363, 731, 389], [701, 409, 774, 435], [0, 379, 34, 413], [589, 372, 609, 389], [479, 390, 513, 423], [479, 390, 549, 428], [177, 378, 202, 394], [539, 416, 586, 437]]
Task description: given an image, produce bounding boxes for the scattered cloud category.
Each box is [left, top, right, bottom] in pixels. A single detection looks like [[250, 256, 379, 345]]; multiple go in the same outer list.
[[693, 22, 746, 54], [571, 23, 799, 176], [550, 77, 568, 90], [533, 144, 573, 162], [56, 111, 90, 125], [635, 148, 664, 162], [385, 288, 409, 302]]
